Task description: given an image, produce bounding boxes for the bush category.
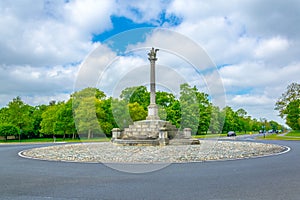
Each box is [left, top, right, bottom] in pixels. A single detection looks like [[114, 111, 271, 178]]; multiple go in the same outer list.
[[0, 124, 19, 140]]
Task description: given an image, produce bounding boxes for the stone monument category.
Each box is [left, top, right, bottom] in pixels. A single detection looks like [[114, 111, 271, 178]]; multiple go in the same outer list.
[[111, 48, 200, 146], [146, 47, 160, 120]]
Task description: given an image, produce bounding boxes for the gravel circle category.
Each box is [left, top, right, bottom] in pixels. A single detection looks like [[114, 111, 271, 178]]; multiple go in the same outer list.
[[19, 141, 287, 164]]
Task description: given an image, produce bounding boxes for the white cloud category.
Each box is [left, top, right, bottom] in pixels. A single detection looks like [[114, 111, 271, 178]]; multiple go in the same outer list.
[[254, 36, 289, 59], [231, 94, 273, 106], [0, 64, 78, 107], [64, 0, 114, 35], [0, 0, 114, 66], [113, 0, 169, 24]]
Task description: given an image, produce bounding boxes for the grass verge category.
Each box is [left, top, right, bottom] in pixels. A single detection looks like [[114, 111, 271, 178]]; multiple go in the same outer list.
[[0, 137, 111, 144], [257, 130, 300, 141]]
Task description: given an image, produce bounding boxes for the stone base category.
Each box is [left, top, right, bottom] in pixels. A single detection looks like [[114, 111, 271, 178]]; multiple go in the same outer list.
[[111, 119, 200, 146], [122, 120, 178, 140], [111, 138, 160, 146], [169, 138, 200, 145]]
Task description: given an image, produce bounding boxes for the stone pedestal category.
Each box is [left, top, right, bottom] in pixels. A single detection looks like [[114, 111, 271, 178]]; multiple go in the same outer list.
[[159, 127, 169, 145], [183, 128, 192, 138], [112, 128, 122, 139], [146, 104, 160, 120], [111, 119, 178, 146]]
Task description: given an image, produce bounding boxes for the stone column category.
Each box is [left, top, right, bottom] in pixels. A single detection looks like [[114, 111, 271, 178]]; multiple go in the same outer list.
[[146, 47, 160, 120]]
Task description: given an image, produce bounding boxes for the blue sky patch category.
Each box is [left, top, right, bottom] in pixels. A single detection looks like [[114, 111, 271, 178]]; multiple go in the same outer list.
[[92, 16, 155, 43]]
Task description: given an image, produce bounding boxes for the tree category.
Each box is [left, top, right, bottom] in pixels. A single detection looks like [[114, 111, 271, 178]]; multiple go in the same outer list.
[[0, 107, 9, 124], [54, 100, 76, 139], [222, 106, 238, 133], [98, 97, 117, 136], [120, 86, 150, 110], [236, 108, 249, 133], [111, 99, 132, 130], [275, 82, 300, 118], [179, 83, 212, 134], [6, 97, 33, 139], [156, 91, 178, 123], [285, 100, 300, 130], [72, 88, 106, 139], [165, 99, 181, 128], [196, 91, 211, 134], [128, 102, 147, 121], [209, 106, 223, 134], [31, 105, 47, 138], [0, 124, 19, 141], [40, 103, 60, 137], [179, 83, 199, 133]]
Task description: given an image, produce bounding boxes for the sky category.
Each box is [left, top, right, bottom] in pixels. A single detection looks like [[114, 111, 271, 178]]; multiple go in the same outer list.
[[0, 0, 299, 125]]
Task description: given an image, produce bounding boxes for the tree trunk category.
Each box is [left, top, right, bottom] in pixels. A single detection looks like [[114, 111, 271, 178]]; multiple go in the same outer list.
[[88, 129, 91, 139]]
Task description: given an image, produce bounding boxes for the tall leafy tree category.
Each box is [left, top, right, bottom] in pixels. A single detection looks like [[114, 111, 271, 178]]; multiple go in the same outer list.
[[72, 88, 106, 139], [222, 106, 239, 133], [196, 91, 211, 134], [236, 108, 249, 133], [0, 125, 19, 140], [98, 97, 117, 136], [40, 103, 60, 137], [0, 107, 9, 124], [156, 91, 179, 124], [285, 100, 300, 130], [111, 98, 132, 130], [6, 97, 33, 138], [120, 86, 150, 110], [54, 100, 76, 139], [275, 82, 300, 118], [179, 83, 212, 134], [31, 105, 47, 138], [209, 106, 223, 134], [179, 83, 199, 133], [128, 102, 147, 121]]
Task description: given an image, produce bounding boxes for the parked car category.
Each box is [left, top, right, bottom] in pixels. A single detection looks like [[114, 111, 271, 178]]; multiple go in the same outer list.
[[227, 131, 236, 137]]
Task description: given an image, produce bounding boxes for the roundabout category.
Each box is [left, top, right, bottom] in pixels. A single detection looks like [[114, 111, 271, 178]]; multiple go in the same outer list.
[[19, 140, 287, 164]]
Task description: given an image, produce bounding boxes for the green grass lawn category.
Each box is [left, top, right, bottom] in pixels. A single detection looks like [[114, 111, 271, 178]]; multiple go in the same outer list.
[[193, 134, 227, 139], [257, 130, 300, 141], [285, 130, 300, 137], [0, 137, 111, 144]]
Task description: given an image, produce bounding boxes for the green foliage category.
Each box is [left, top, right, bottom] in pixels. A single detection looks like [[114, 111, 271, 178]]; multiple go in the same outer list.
[[31, 105, 47, 138], [285, 100, 300, 130], [128, 102, 147, 121], [120, 86, 150, 110], [0, 124, 19, 140], [275, 83, 300, 117], [40, 103, 60, 136], [179, 83, 199, 133], [222, 106, 238, 133], [275, 83, 300, 130], [209, 106, 223, 134], [111, 99, 132, 129], [5, 97, 34, 138], [73, 96, 101, 139], [55, 100, 76, 139], [0, 84, 287, 141]]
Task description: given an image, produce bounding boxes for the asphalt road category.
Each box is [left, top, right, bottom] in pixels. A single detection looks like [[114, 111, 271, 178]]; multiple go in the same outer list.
[[0, 140, 299, 200]]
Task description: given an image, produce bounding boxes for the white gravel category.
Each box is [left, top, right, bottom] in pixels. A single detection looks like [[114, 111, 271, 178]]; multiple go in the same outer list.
[[19, 140, 287, 164]]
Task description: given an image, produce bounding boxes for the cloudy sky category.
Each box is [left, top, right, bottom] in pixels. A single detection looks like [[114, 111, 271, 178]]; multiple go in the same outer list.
[[1, 0, 299, 125]]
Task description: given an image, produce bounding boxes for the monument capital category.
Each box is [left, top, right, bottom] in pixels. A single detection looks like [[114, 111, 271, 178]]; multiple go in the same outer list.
[[148, 47, 159, 61]]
